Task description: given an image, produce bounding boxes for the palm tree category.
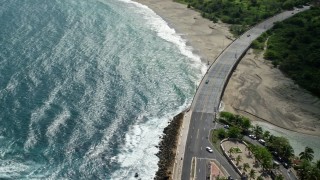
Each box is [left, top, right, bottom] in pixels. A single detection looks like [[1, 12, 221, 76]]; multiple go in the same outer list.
[[316, 160, 320, 169], [249, 169, 256, 179], [275, 175, 284, 180], [282, 145, 294, 160], [297, 159, 312, 180], [241, 117, 251, 131], [247, 144, 256, 158], [310, 165, 320, 180], [243, 163, 250, 172], [299, 146, 314, 161], [234, 115, 242, 125], [253, 125, 263, 138], [236, 155, 242, 166], [263, 130, 270, 140], [228, 147, 235, 157]]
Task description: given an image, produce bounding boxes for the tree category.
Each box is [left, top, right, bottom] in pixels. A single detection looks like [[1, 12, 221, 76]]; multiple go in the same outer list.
[[241, 117, 251, 131], [234, 115, 242, 125], [236, 155, 242, 166], [268, 136, 293, 160], [299, 146, 314, 162], [228, 126, 241, 138], [253, 146, 273, 170], [252, 125, 263, 138], [249, 169, 256, 179], [275, 175, 284, 180], [228, 147, 235, 157], [217, 128, 227, 139], [247, 144, 256, 158], [257, 176, 263, 180], [310, 165, 320, 180], [316, 160, 320, 169], [243, 163, 250, 172], [220, 111, 235, 122], [263, 130, 270, 140], [297, 159, 312, 180]]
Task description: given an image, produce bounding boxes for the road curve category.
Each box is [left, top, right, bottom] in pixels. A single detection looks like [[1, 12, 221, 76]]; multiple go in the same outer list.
[[181, 6, 310, 180]]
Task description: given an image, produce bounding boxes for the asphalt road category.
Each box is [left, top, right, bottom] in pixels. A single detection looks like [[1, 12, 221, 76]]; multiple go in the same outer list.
[[181, 6, 310, 180]]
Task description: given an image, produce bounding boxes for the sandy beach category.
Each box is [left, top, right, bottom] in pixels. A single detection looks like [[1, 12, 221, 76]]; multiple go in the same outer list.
[[134, 0, 233, 65]]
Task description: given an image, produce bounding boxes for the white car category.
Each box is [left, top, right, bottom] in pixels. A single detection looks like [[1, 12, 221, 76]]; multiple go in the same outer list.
[[258, 139, 266, 145], [206, 147, 213, 153], [249, 134, 257, 139]]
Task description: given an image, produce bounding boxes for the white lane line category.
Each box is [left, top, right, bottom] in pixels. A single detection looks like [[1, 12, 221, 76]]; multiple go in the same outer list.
[[196, 129, 199, 139]]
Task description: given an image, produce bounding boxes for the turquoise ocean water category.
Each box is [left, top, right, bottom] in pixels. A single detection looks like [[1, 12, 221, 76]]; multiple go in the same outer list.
[[0, 0, 206, 179]]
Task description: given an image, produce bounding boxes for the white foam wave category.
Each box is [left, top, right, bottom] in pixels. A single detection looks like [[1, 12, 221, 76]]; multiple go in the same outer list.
[[0, 160, 30, 179], [118, 0, 207, 76], [110, 102, 188, 179]]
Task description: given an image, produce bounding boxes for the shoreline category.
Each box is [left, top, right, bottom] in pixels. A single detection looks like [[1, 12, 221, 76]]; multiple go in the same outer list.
[[130, 0, 320, 178], [134, 0, 233, 65], [154, 112, 184, 180]]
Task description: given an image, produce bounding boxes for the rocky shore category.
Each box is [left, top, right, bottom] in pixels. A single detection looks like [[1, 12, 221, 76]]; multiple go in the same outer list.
[[154, 112, 184, 180]]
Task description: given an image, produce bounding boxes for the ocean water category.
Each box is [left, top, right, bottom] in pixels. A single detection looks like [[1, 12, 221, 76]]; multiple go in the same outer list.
[[0, 0, 206, 179]]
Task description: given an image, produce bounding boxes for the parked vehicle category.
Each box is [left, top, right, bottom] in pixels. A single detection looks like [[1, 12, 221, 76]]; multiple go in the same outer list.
[[249, 134, 256, 139], [258, 139, 266, 145]]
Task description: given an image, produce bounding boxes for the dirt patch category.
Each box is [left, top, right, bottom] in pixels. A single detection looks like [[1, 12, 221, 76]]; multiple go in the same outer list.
[[222, 49, 320, 136]]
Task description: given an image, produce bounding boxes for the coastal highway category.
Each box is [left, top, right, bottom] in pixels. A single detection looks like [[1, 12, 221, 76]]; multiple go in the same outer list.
[[181, 6, 310, 180]]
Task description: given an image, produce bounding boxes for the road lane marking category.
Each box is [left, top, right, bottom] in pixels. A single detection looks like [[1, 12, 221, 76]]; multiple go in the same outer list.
[[196, 129, 199, 139]]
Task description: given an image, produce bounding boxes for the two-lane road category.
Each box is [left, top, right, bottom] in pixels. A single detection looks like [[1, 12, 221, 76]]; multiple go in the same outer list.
[[181, 6, 310, 180]]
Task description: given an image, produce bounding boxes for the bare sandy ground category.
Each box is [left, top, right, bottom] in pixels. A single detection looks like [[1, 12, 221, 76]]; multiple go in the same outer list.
[[222, 48, 320, 136], [134, 0, 233, 64]]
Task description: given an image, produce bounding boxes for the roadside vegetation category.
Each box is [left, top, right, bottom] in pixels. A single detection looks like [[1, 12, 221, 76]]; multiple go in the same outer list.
[[252, 7, 320, 97], [175, 0, 311, 36], [214, 111, 320, 179]]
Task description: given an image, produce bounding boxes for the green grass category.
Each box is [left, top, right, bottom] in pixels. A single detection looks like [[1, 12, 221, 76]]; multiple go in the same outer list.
[[211, 129, 224, 155]]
